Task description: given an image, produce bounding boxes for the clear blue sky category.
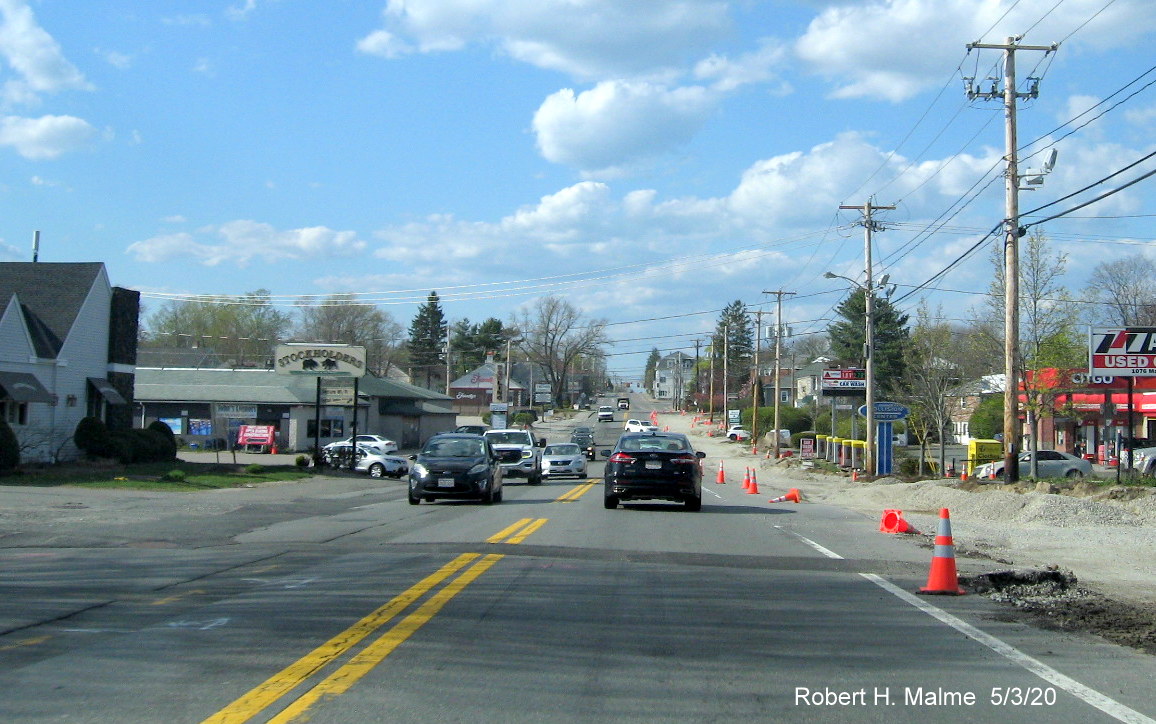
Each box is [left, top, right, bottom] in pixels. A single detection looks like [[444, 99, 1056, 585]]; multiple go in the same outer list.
[[2, 0, 1154, 379]]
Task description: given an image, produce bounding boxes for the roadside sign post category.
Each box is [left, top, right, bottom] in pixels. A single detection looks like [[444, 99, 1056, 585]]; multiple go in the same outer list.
[[857, 401, 909, 476], [274, 344, 366, 465]]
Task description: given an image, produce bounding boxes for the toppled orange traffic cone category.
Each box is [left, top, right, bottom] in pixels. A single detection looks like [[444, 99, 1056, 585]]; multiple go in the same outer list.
[[716, 460, 726, 484], [918, 508, 965, 595], [768, 488, 801, 504], [747, 468, 760, 495], [741, 467, 751, 490], [879, 509, 918, 534]]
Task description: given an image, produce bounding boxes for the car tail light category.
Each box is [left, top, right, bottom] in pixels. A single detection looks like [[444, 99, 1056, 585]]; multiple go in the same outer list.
[[609, 452, 635, 463], [670, 454, 698, 465]]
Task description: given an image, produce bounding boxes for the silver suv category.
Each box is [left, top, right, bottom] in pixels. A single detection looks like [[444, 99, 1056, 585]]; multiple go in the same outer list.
[[483, 428, 545, 484]]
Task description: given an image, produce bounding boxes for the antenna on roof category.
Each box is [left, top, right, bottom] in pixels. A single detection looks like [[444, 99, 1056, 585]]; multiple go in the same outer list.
[[32, 230, 40, 262]]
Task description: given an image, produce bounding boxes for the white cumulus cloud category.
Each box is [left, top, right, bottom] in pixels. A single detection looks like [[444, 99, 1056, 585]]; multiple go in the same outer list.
[[357, 0, 731, 80], [127, 221, 368, 267], [0, 114, 96, 158], [0, 0, 92, 106], [533, 80, 715, 176]]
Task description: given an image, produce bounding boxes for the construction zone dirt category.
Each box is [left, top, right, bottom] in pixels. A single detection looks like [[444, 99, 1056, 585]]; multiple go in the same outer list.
[[671, 415, 1156, 657]]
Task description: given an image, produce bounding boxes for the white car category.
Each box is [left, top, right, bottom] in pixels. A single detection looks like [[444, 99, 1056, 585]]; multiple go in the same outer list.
[[972, 450, 1092, 480], [354, 447, 409, 478], [323, 434, 398, 457], [727, 425, 751, 441], [541, 443, 589, 479], [624, 419, 659, 433]]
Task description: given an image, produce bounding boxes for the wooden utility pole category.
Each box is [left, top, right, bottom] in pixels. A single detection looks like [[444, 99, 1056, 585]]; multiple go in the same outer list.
[[838, 201, 892, 476], [763, 290, 795, 458], [966, 36, 1057, 483]]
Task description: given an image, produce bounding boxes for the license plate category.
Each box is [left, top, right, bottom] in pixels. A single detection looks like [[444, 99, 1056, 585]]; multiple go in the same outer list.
[[437, 478, 455, 487], [645, 460, 662, 470]]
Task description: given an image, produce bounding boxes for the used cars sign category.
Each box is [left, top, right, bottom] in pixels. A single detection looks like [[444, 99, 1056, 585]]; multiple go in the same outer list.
[[1090, 327, 1156, 376]]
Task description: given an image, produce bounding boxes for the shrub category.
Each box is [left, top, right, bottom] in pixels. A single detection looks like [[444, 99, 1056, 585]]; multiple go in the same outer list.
[[146, 420, 178, 460], [160, 469, 186, 482], [512, 412, 535, 427], [295, 455, 311, 468], [0, 418, 19, 473], [74, 416, 114, 458], [244, 464, 264, 474]]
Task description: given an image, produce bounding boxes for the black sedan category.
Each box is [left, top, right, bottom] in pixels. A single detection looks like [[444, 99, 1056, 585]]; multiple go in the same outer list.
[[407, 433, 503, 505], [601, 432, 705, 511]]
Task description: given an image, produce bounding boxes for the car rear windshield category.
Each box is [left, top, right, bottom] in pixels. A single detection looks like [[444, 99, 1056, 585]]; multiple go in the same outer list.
[[544, 444, 580, 455], [619, 437, 690, 452], [484, 431, 532, 445], [423, 439, 486, 457]]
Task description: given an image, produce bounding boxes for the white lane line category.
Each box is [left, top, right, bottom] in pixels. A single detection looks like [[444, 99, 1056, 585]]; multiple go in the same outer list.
[[775, 526, 1155, 724], [863, 574, 1155, 724], [773, 525, 843, 559], [702, 486, 724, 499]]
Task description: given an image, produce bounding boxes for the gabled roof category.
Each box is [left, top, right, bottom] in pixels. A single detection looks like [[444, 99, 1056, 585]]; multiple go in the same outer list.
[[0, 262, 105, 359]]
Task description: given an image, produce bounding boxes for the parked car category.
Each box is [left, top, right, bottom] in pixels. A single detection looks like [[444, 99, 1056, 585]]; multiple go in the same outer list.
[[483, 428, 545, 484], [541, 443, 589, 479], [354, 447, 409, 479], [455, 424, 488, 435], [624, 419, 659, 433], [407, 433, 502, 504], [601, 432, 705, 511], [727, 425, 751, 441], [1126, 446, 1156, 474], [972, 450, 1092, 480], [597, 405, 615, 422], [323, 434, 398, 458]]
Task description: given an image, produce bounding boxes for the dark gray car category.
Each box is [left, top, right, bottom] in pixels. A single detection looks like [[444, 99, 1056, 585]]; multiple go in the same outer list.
[[601, 432, 705, 511], [408, 433, 503, 505]]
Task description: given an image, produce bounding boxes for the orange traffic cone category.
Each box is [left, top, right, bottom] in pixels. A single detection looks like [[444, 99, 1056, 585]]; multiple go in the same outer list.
[[716, 460, 726, 484], [851, 469, 859, 482], [918, 508, 965, 595], [960, 469, 968, 481], [768, 488, 801, 504], [879, 509, 918, 534], [741, 467, 751, 490], [747, 469, 760, 495]]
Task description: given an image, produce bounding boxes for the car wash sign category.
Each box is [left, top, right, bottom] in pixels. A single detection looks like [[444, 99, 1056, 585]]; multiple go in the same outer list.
[[275, 344, 366, 377], [1090, 328, 1156, 376]]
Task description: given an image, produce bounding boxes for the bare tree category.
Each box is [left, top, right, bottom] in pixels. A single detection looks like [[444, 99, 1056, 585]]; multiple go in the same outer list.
[[295, 294, 405, 377], [515, 296, 609, 406], [901, 303, 959, 476], [1086, 254, 1156, 326]]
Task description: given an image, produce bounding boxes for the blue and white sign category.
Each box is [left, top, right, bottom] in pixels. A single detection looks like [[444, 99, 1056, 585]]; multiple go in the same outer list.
[[857, 401, 910, 421]]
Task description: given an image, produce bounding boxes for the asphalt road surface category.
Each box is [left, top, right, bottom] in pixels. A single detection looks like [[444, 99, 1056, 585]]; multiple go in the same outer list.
[[1, 402, 1154, 723]]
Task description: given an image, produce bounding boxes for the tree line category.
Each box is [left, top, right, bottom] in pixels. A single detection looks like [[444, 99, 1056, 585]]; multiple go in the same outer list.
[[140, 292, 609, 406]]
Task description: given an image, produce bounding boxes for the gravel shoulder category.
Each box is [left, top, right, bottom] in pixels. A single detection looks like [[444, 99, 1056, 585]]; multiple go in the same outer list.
[[655, 411, 1156, 655]]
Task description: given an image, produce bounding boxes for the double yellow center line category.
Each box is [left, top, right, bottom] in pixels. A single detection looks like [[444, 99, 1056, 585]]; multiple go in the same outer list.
[[556, 481, 597, 502], [204, 508, 569, 724]]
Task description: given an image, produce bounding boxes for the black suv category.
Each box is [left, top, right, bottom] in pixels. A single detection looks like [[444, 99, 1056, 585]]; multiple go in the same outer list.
[[408, 433, 503, 505], [601, 432, 705, 511]]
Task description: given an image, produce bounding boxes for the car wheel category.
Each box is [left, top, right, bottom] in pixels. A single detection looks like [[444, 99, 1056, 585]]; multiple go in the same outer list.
[[493, 487, 503, 503], [529, 471, 542, 485], [368, 463, 385, 478], [482, 486, 494, 505], [685, 495, 702, 511], [1065, 469, 1084, 478], [408, 490, 420, 505], [604, 495, 618, 509]]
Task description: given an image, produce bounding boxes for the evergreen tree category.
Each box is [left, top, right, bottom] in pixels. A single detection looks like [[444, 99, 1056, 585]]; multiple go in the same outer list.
[[408, 292, 447, 389], [827, 287, 910, 398], [714, 300, 754, 395], [449, 317, 506, 377], [643, 348, 661, 393]]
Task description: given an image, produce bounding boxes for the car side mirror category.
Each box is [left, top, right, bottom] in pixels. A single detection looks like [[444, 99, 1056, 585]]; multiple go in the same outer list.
[[408, 454, 417, 461], [537, 438, 546, 447], [696, 451, 706, 458], [600, 450, 611, 458]]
